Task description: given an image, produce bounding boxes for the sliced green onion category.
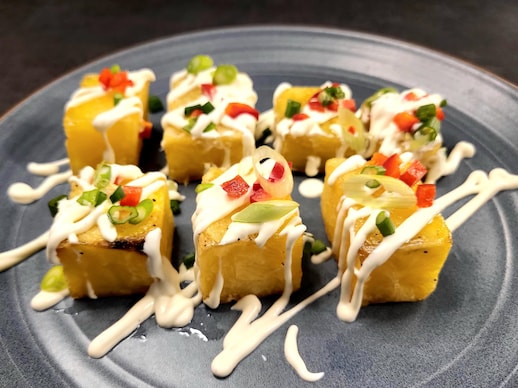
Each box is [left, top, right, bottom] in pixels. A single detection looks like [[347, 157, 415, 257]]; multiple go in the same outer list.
[[416, 116, 441, 141], [318, 90, 334, 107], [213, 64, 238, 85], [186, 55, 213, 75], [195, 183, 214, 193], [170, 199, 181, 215], [109, 185, 125, 203], [415, 104, 437, 122], [113, 93, 124, 106], [365, 179, 381, 189], [185, 104, 202, 117], [110, 64, 121, 74], [183, 117, 197, 133], [311, 239, 327, 255], [440, 99, 448, 107], [148, 95, 164, 113], [284, 99, 301, 118], [231, 200, 299, 223], [376, 211, 396, 237], [107, 205, 138, 224], [40, 265, 67, 292], [361, 166, 386, 175], [324, 86, 345, 99], [77, 189, 107, 207], [93, 164, 111, 189], [129, 199, 154, 224], [182, 252, 195, 269], [48, 194, 67, 217], [362, 87, 398, 108], [203, 122, 216, 132], [201, 101, 215, 114]]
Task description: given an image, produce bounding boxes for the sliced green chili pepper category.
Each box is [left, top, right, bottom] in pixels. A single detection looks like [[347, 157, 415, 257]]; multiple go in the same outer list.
[[182, 252, 195, 269]]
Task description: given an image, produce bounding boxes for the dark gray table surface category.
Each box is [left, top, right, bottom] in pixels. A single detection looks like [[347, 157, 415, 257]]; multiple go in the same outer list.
[[0, 0, 516, 116]]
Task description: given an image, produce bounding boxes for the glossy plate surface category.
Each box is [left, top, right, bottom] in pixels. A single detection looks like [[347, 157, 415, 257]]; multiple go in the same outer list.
[[0, 26, 517, 387]]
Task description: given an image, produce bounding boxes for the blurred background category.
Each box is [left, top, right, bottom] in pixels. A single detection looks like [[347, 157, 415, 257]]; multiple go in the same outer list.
[[0, 0, 516, 115]]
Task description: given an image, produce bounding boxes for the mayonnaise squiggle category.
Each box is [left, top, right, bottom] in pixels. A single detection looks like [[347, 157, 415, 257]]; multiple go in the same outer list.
[[88, 228, 201, 358], [0, 231, 48, 272], [284, 325, 324, 382], [28, 158, 69, 176], [8, 170, 72, 205], [334, 168, 518, 322]]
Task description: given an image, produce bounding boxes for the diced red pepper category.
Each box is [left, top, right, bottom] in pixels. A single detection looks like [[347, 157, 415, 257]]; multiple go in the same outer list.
[[292, 113, 309, 121], [382, 154, 402, 178], [436, 106, 445, 121], [404, 92, 420, 101], [308, 98, 325, 112], [201, 83, 216, 100], [188, 108, 203, 118], [327, 100, 339, 111], [99, 68, 113, 89], [341, 98, 357, 112], [250, 181, 271, 203], [221, 175, 250, 198], [225, 103, 259, 120], [120, 186, 142, 206], [347, 126, 356, 135], [139, 121, 153, 139], [394, 112, 420, 132], [268, 162, 285, 182], [98, 68, 134, 93], [369, 152, 388, 166], [400, 159, 427, 186], [416, 183, 436, 207]]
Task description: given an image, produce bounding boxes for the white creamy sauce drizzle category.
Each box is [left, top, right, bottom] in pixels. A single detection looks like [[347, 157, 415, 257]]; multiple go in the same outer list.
[[31, 288, 70, 311], [0, 231, 48, 272], [162, 67, 258, 161], [366, 88, 443, 156], [305, 156, 321, 177], [298, 178, 324, 199], [65, 69, 155, 109], [92, 97, 144, 163], [284, 325, 324, 382], [28, 158, 69, 176], [8, 170, 72, 205], [426, 141, 476, 183], [331, 165, 518, 322], [88, 228, 202, 358], [311, 247, 333, 265]]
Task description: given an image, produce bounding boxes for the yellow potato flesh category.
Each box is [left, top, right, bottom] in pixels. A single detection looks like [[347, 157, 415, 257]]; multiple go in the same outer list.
[[273, 87, 355, 173], [64, 74, 151, 175], [58, 180, 174, 299], [321, 157, 452, 305]]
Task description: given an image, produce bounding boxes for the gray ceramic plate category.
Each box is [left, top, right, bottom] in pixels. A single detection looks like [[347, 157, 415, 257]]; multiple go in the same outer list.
[[0, 26, 517, 387]]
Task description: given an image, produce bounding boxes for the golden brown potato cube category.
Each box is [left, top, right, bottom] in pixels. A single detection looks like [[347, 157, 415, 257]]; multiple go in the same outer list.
[[57, 173, 173, 299], [196, 206, 304, 304], [321, 157, 452, 305]]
